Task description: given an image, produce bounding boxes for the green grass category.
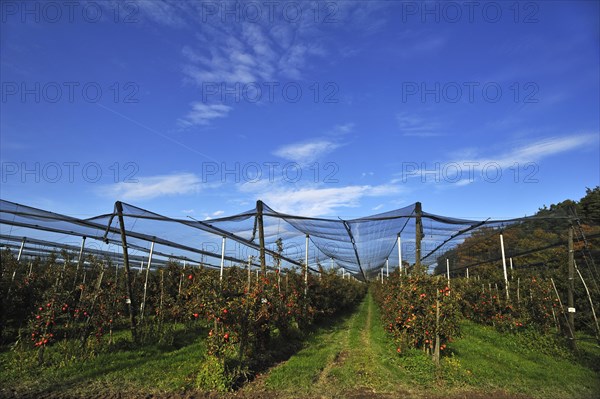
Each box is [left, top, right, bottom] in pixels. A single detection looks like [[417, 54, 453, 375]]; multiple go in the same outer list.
[[448, 321, 600, 398], [2, 294, 598, 399], [0, 324, 208, 396], [255, 292, 600, 399]]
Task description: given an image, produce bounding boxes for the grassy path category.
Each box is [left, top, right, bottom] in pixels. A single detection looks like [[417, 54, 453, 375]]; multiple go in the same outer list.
[[243, 292, 600, 399], [247, 293, 417, 398]]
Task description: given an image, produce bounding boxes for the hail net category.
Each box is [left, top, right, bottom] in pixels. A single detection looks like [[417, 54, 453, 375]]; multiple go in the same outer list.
[[0, 199, 566, 280]]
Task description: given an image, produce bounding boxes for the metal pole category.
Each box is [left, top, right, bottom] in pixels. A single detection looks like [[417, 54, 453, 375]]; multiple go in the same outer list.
[[398, 234, 403, 274], [568, 226, 576, 349], [500, 233, 509, 300], [115, 201, 138, 342], [256, 200, 266, 274], [141, 240, 155, 320], [220, 236, 226, 282], [74, 236, 86, 288], [574, 260, 599, 340], [305, 234, 309, 295], [386, 258, 389, 278], [415, 202, 422, 270], [247, 256, 252, 292], [466, 267, 469, 279], [17, 237, 26, 262], [446, 258, 450, 287], [381, 268, 383, 283], [76, 236, 86, 274]]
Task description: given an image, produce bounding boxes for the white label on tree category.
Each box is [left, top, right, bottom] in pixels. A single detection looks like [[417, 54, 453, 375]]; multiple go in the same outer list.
[[125, 298, 131, 304], [568, 307, 576, 313]]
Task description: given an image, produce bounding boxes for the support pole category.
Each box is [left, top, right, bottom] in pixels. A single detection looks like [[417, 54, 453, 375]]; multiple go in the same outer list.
[[386, 258, 389, 278], [466, 267, 469, 279], [76, 236, 86, 274], [115, 201, 137, 343], [574, 260, 600, 340], [220, 236, 226, 283], [446, 258, 450, 287], [500, 233, 509, 301], [305, 234, 309, 296], [247, 256, 252, 292], [17, 237, 26, 262], [567, 226, 576, 349], [397, 234, 403, 274], [74, 236, 86, 288], [141, 240, 155, 320], [256, 200, 266, 274], [415, 202, 423, 271]]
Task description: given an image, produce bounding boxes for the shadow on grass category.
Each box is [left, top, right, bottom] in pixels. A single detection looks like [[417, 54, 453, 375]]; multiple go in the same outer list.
[[6, 323, 209, 397], [235, 300, 365, 389]]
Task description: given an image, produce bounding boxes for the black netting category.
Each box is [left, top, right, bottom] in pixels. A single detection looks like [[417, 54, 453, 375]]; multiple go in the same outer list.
[[1, 198, 576, 281]]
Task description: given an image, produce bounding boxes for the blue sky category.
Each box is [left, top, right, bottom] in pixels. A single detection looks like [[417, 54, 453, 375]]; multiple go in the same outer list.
[[1, 0, 599, 223]]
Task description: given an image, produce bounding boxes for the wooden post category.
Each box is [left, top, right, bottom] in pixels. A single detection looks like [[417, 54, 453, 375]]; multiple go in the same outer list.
[[567, 226, 576, 349], [415, 202, 422, 271], [256, 200, 266, 274], [115, 201, 138, 343]]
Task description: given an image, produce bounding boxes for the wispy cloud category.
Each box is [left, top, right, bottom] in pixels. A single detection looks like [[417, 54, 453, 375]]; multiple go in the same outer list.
[[396, 113, 444, 137], [241, 183, 402, 217], [456, 133, 598, 169], [273, 123, 354, 164], [98, 173, 201, 200], [178, 103, 232, 127], [273, 140, 342, 164]]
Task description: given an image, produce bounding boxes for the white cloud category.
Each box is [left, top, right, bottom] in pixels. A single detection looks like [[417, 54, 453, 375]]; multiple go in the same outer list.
[[273, 140, 342, 164], [240, 182, 402, 217], [98, 173, 201, 201], [178, 103, 232, 127], [134, 0, 189, 27], [456, 133, 598, 169], [331, 123, 355, 135], [396, 113, 443, 137]]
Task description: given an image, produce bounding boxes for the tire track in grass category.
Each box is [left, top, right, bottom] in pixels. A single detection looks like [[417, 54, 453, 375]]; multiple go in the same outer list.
[[315, 293, 407, 396]]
